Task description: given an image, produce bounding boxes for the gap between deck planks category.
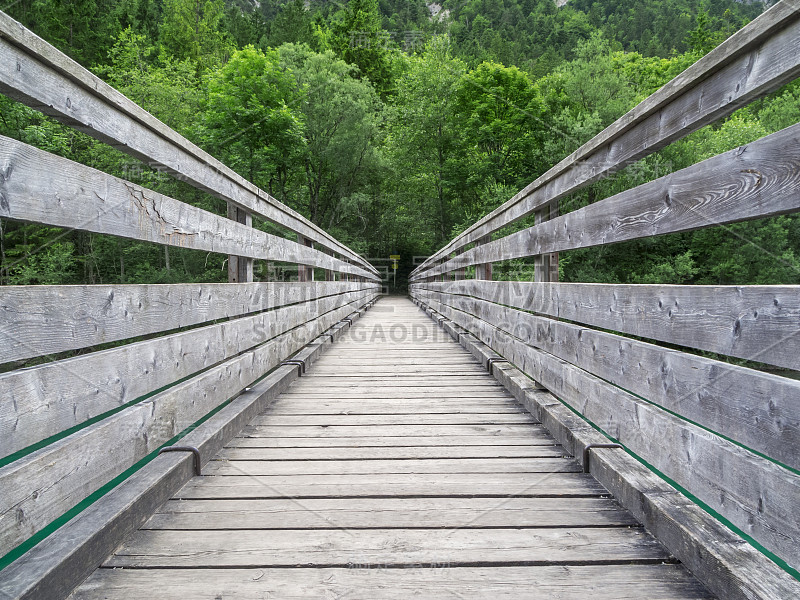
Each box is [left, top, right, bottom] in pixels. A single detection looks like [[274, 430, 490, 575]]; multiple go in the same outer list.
[[70, 297, 713, 599]]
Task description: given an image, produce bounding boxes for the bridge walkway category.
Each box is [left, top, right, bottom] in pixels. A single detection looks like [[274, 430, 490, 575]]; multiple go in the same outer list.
[[69, 297, 711, 599]]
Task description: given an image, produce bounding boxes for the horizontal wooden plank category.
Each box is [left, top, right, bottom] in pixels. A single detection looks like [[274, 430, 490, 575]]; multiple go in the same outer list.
[[174, 472, 606, 499], [249, 414, 535, 426], [413, 5, 800, 275], [0, 12, 377, 275], [261, 402, 525, 415], [277, 390, 505, 399], [229, 435, 559, 448], [0, 136, 377, 280], [420, 122, 800, 278], [0, 281, 374, 364], [144, 496, 635, 530], [205, 458, 579, 476], [103, 527, 667, 568], [70, 565, 714, 600], [431, 298, 800, 571], [417, 280, 800, 371], [239, 424, 544, 438], [0, 289, 373, 457], [216, 446, 564, 461], [422, 289, 800, 470], [0, 296, 371, 553]]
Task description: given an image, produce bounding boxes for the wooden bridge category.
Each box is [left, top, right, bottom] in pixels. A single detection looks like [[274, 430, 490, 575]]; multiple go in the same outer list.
[[1, 2, 800, 598]]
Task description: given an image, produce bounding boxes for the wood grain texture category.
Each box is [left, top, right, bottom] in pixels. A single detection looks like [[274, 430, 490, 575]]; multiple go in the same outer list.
[[143, 496, 635, 529], [0, 289, 375, 457], [419, 288, 800, 469], [419, 122, 800, 279], [427, 296, 800, 571], [417, 280, 800, 370], [0, 295, 371, 554], [101, 527, 668, 568], [0, 308, 352, 600], [0, 13, 377, 275], [412, 4, 800, 276], [0, 281, 375, 363], [69, 565, 713, 600], [247, 414, 535, 426], [203, 457, 579, 476], [215, 446, 564, 461], [0, 136, 377, 280], [467, 333, 800, 600], [229, 435, 559, 448]]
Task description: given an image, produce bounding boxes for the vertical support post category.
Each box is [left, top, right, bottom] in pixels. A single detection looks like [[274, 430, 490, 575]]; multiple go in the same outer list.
[[549, 202, 559, 282], [534, 202, 559, 282], [475, 235, 493, 281], [455, 247, 466, 281], [227, 203, 253, 283], [297, 235, 314, 282]]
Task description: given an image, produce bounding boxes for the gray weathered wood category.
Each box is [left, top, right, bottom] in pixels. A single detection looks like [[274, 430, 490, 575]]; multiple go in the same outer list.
[[215, 446, 563, 461], [417, 279, 800, 371], [70, 565, 713, 600], [239, 424, 544, 438], [454, 327, 800, 600], [421, 289, 800, 469], [103, 527, 668, 567], [419, 122, 800, 278], [0, 281, 375, 364], [429, 296, 800, 571], [230, 435, 559, 448], [0, 304, 360, 600], [0, 136, 376, 281], [144, 496, 635, 529], [248, 414, 535, 426], [0, 12, 377, 276], [412, 3, 800, 276], [0, 296, 369, 553], [205, 457, 579, 476], [0, 289, 374, 457]]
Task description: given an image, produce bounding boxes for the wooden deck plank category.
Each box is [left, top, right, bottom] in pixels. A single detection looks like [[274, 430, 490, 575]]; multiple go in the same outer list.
[[203, 457, 580, 476], [228, 435, 561, 448], [173, 472, 606, 499], [143, 497, 638, 529], [248, 414, 537, 426], [103, 527, 669, 568], [216, 445, 565, 461], [70, 565, 713, 600]]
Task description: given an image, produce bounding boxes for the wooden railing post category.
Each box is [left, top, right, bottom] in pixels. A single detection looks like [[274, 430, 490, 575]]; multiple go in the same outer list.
[[534, 202, 558, 282], [227, 203, 253, 283], [297, 235, 314, 282], [475, 236, 493, 280]]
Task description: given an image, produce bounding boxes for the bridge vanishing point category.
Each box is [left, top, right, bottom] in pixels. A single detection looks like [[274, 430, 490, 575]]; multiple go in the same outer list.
[[1, 2, 800, 599]]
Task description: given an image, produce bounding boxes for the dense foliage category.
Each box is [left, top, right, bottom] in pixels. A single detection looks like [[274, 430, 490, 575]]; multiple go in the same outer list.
[[1, 0, 798, 290]]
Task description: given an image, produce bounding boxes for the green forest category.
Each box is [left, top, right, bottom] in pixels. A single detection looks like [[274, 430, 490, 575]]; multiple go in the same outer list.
[[0, 0, 798, 289]]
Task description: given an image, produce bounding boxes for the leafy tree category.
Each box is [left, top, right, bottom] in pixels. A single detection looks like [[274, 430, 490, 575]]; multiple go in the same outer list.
[[277, 44, 383, 229], [453, 60, 546, 193], [387, 37, 466, 246], [201, 46, 306, 200], [331, 0, 394, 96], [159, 0, 233, 68]]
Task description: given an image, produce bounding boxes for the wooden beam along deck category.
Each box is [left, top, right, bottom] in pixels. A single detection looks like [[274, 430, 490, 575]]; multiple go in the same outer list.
[[69, 297, 712, 599]]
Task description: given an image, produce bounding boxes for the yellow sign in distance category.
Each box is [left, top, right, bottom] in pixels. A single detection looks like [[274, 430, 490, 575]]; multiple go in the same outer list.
[[389, 254, 401, 259]]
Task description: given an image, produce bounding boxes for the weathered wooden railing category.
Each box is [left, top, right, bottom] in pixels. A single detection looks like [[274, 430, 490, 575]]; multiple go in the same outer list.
[[411, 2, 800, 598], [0, 11, 380, 598]]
